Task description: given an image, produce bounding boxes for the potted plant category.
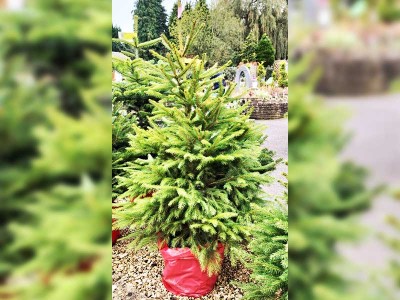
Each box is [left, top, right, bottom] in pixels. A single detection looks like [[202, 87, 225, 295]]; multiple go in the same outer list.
[[114, 23, 271, 297]]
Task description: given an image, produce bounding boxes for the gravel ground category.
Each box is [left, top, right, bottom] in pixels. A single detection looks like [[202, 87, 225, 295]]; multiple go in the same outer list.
[[255, 118, 288, 197], [112, 229, 250, 300]]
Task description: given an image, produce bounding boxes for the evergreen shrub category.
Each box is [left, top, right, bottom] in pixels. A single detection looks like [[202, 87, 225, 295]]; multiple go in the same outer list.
[[114, 24, 273, 275]]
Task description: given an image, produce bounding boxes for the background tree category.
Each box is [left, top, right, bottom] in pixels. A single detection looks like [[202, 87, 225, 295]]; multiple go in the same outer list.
[[207, 0, 245, 65], [228, 0, 288, 60], [169, 0, 244, 66], [278, 62, 288, 87], [112, 25, 131, 53], [167, 1, 179, 38], [256, 34, 276, 67], [133, 0, 168, 59], [240, 34, 258, 63]]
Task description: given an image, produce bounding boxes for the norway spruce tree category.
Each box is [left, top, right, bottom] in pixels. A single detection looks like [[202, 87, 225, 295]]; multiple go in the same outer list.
[[240, 181, 288, 300], [1, 0, 111, 298], [114, 23, 272, 275]]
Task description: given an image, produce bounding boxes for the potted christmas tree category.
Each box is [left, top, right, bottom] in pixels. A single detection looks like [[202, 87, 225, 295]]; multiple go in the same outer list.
[[114, 22, 272, 297]]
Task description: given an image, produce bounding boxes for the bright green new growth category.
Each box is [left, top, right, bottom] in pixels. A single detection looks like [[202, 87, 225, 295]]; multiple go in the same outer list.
[[1, 0, 112, 298], [240, 186, 288, 300], [115, 23, 272, 276], [278, 62, 288, 88]]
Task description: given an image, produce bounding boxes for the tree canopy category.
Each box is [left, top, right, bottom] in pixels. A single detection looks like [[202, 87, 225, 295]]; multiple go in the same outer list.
[[133, 0, 168, 58]]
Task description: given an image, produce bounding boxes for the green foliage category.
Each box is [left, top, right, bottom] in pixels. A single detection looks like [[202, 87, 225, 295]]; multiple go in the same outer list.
[[112, 58, 161, 128], [381, 191, 400, 294], [112, 25, 131, 53], [133, 0, 168, 59], [258, 148, 275, 166], [115, 27, 273, 276], [278, 62, 288, 88], [289, 53, 379, 299], [240, 189, 288, 300], [272, 70, 278, 82], [240, 35, 258, 63], [167, 1, 179, 37], [0, 0, 109, 117], [169, 0, 244, 66], [0, 0, 111, 298], [229, 0, 288, 60], [0, 58, 55, 281], [169, 0, 212, 61], [257, 63, 266, 85], [378, 0, 400, 22], [112, 101, 137, 199], [382, 213, 400, 290], [256, 34, 276, 67]]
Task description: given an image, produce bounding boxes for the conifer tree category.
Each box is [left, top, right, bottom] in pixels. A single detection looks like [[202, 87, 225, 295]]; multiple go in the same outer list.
[[278, 62, 288, 87], [1, 0, 112, 298], [169, 0, 212, 61], [133, 0, 168, 59], [240, 35, 258, 63], [167, 1, 179, 37], [112, 101, 137, 199], [239, 181, 288, 300], [114, 23, 273, 275], [256, 34, 276, 67], [0, 56, 55, 281]]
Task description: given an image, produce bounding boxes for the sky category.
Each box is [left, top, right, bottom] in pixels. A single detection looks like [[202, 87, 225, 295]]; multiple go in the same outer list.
[[112, 0, 211, 32]]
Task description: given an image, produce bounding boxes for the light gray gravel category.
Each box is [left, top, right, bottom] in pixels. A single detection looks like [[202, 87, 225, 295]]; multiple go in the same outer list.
[[255, 118, 288, 198], [112, 229, 250, 300]]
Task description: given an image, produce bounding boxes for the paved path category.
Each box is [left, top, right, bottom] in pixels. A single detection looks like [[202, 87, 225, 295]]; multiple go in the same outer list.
[[326, 94, 400, 278], [255, 118, 288, 198]]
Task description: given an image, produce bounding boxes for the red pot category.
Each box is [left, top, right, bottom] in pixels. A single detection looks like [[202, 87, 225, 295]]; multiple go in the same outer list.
[[112, 205, 121, 245], [112, 218, 120, 245], [159, 243, 224, 298]]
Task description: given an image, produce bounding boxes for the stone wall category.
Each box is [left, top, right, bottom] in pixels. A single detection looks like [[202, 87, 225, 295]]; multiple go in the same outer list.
[[241, 98, 288, 120], [313, 49, 400, 95]]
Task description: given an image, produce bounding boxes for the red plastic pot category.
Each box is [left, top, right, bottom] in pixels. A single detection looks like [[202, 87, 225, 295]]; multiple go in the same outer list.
[[112, 219, 120, 245], [159, 242, 225, 298], [112, 205, 121, 245]]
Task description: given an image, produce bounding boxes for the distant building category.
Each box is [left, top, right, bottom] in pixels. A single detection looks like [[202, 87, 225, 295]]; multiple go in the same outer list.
[[112, 52, 129, 82]]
